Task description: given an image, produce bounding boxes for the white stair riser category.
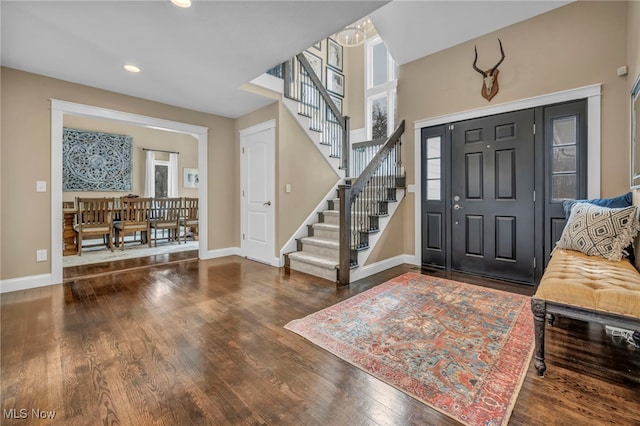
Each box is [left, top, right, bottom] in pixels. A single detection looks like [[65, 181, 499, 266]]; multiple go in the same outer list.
[[302, 243, 339, 260], [323, 212, 378, 229], [313, 228, 339, 240], [323, 213, 339, 225], [290, 259, 336, 282]]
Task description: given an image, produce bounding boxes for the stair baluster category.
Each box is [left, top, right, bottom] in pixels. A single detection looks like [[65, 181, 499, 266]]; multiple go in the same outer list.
[[338, 120, 405, 286]]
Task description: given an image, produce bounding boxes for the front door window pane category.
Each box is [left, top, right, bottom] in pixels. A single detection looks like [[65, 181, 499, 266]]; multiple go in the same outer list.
[[552, 146, 576, 173], [552, 116, 577, 145], [550, 115, 578, 203], [551, 174, 577, 201]]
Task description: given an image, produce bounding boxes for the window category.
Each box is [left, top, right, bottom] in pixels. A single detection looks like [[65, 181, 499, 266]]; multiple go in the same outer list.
[[550, 116, 578, 202], [154, 160, 169, 198], [425, 136, 442, 200], [365, 35, 397, 140]]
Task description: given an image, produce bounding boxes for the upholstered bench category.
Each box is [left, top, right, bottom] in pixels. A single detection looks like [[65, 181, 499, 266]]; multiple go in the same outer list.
[[531, 192, 640, 377], [531, 248, 640, 376]]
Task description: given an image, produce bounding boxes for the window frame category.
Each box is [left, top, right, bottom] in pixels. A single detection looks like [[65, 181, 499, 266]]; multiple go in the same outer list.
[[365, 35, 398, 140]]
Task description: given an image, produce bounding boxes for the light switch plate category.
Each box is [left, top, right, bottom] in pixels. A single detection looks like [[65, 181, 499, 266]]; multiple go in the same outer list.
[[36, 181, 47, 192], [36, 249, 47, 262]]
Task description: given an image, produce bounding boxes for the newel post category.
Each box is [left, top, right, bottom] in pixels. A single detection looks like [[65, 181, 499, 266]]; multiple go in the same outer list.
[[338, 183, 352, 286], [342, 116, 351, 177]]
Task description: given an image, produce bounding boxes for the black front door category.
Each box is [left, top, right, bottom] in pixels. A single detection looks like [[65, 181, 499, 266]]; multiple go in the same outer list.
[[450, 109, 536, 283]]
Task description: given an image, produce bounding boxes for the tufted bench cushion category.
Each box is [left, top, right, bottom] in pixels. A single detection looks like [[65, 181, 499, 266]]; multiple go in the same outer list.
[[535, 249, 640, 319]]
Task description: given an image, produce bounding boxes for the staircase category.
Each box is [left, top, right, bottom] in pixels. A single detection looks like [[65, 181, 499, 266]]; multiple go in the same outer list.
[[287, 173, 405, 282], [266, 53, 405, 285]]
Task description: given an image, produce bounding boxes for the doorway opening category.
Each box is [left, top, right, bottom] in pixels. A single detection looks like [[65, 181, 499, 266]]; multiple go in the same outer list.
[[51, 100, 208, 284]]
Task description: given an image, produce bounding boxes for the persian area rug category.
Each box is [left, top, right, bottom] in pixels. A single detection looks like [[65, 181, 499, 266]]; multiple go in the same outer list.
[[285, 272, 534, 426]]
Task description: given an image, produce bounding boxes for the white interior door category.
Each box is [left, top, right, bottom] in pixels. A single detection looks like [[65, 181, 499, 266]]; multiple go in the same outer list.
[[240, 120, 276, 265]]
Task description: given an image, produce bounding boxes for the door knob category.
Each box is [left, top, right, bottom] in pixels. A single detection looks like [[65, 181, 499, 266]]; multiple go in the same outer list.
[[263, 201, 271, 206], [453, 204, 464, 210]]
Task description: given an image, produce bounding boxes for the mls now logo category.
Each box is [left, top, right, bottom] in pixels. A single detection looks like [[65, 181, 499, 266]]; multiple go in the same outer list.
[[3, 408, 56, 419]]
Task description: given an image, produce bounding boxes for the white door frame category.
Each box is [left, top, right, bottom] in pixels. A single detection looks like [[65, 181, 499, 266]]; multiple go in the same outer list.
[[411, 84, 602, 266], [51, 99, 209, 284], [239, 119, 278, 266]]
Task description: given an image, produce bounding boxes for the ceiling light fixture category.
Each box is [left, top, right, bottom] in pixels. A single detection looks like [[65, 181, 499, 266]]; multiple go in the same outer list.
[[335, 17, 373, 47], [124, 64, 141, 73], [170, 0, 191, 8]]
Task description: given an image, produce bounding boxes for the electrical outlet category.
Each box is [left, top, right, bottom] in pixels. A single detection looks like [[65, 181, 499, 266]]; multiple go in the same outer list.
[[36, 249, 47, 262]]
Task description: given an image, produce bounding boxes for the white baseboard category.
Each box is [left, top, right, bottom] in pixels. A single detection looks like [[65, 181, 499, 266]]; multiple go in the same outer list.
[[0, 246, 265, 293], [350, 254, 418, 282], [203, 248, 280, 267], [202, 247, 241, 260], [0, 274, 56, 294]]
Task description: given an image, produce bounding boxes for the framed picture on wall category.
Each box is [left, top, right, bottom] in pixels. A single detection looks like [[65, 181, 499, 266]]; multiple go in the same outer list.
[[326, 67, 344, 97], [303, 51, 323, 83], [184, 168, 199, 188], [330, 95, 342, 113], [327, 95, 342, 122], [327, 37, 343, 71]]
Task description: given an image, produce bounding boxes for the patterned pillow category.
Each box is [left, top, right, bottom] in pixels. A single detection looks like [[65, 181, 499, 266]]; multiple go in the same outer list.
[[555, 203, 640, 261]]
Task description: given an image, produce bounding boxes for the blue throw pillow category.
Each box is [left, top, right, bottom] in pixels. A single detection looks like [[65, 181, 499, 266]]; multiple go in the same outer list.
[[562, 192, 632, 219]]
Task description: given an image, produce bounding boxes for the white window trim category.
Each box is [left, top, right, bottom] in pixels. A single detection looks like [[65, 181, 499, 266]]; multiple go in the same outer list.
[[365, 35, 398, 140]]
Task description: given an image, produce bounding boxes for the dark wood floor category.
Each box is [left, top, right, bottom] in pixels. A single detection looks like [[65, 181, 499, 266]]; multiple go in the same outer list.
[[2, 255, 639, 425]]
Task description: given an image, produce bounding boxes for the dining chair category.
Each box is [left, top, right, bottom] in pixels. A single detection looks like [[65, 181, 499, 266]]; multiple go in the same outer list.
[[114, 197, 152, 250], [74, 197, 115, 255], [181, 197, 199, 241], [150, 198, 182, 246]]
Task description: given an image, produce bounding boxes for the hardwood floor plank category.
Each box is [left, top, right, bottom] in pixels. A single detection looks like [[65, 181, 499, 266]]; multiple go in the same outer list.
[[1, 257, 639, 425]]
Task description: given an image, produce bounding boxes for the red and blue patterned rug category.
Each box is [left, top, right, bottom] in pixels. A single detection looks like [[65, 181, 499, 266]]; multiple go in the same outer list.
[[285, 272, 534, 426]]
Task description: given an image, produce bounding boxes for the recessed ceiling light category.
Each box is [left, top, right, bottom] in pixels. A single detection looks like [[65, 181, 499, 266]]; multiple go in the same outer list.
[[124, 64, 141, 73], [171, 0, 191, 8]]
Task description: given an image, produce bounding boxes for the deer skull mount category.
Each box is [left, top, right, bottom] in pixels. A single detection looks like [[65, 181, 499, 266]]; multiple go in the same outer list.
[[473, 39, 506, 101]]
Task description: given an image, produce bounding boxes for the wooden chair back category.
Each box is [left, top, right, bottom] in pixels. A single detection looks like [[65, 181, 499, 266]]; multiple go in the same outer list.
[[182, 197, 199, 224], [74, 197, 115, 255], [114, 197, 152, 250], [76, 197, 113, 227], [151, 198, 182, 246]]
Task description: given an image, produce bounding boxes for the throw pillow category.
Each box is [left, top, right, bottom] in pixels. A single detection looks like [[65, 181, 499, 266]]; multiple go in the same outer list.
[[561, 192, 632, 219], [555, 203, 640, 261]]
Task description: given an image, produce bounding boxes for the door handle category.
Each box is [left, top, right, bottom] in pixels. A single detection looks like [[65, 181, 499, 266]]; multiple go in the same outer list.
[[453, 204, 464, 210], [263, 201, 271, 206]]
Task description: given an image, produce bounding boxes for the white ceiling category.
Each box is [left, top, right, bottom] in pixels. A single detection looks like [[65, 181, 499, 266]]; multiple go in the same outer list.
[[1, 1, 571, 119], [371, 1, 571, 66], [0, 0, 387, 118]]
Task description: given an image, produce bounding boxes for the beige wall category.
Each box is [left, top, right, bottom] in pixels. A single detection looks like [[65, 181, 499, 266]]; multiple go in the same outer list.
[[629, 1, 640, 88], [235, 100, 338, 258], [62, 116, 199, 200], [364, 197, 405, 265], [344, 36, 365, 130], [1, 67, 236, 280], [399, 1, 630, 256], [277, 103, 339, 253]]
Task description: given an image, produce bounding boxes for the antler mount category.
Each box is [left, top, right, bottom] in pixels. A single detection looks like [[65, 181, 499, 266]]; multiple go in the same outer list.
[[472, 39, 505, 101]]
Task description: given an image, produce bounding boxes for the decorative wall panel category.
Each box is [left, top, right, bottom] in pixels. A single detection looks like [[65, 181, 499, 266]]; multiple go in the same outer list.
[[63, 128, 132, 191]]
